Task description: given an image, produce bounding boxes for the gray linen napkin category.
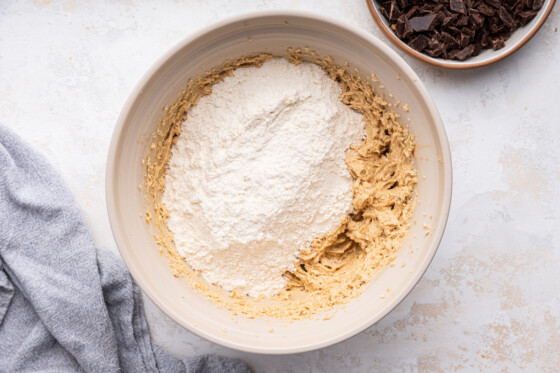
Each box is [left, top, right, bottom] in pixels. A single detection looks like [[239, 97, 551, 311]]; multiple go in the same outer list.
[[0, 125, 251, 373]]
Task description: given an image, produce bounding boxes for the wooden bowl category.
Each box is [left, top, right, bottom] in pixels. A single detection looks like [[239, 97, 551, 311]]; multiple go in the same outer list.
[[366, 0, 557, 69]]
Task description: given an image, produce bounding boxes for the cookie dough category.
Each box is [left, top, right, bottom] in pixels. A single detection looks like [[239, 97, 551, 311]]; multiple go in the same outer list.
[[143, 49, 417, 320]]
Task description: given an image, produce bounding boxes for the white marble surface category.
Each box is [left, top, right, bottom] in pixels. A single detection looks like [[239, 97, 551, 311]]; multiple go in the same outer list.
[[1, 0, 559, 371]]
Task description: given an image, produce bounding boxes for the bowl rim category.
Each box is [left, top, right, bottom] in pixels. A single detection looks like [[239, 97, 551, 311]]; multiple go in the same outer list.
[[365, 0, 557, 70], [106, 9, 453, 354]]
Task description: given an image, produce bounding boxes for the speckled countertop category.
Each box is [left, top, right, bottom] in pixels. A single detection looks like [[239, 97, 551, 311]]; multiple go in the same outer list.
[[1, 1, 559, 371]]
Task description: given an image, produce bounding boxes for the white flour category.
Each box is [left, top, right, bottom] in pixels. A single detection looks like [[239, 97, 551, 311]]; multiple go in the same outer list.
[[163, 58, 365, 297]]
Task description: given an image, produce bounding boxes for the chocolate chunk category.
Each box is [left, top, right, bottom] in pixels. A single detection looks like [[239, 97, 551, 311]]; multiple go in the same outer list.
[[484, 0, 501, 9], [532, 0, 544, 10], [477, 3, 496, 16], [441, 31, 459, 45], [507, 0, 522, 12], [450, 0, 466, 14], [429, 34, 443, 49], [490, 22, 506, 34], [447, 49, 461, 59], [408, 34, 430, 51], [473, 43, 483, 56], [455, 44, 476, 60], [424, 47, 444, 57], [419, 4, 433, 14], [470, 12, 484, 26], [382, 0, 402, 21], [500, 29, 513, 40], [405, 6, 420, 19], [459, 33, 471, 47], [447, 25, 462, 34], [396, 14, 414, 38], [409, 14, 439, 32], [380, 6, 389, 20], [480, 30, 490, 47], [490, 36, 505, 49], [432, 4, 445, 13], [377, 0, 546, 61], [469, 10, 485, 26], [461, 27, 477, 37], [457, 14, 470, 26], [498, 6, 516, 27], [518, 10, 538, 25], [441, 15, 456, 27], [396, 0, 407, 9]]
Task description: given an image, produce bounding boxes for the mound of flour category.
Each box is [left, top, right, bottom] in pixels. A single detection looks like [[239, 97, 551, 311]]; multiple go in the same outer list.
[[163, 58, 365, 297]]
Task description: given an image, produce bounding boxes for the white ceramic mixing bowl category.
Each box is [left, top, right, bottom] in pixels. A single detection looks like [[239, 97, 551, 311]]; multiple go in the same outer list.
[[106, 11, 452, 354]]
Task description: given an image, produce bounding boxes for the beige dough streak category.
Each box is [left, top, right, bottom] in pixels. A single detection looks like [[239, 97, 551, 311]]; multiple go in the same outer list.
[[143, 50, 417, 320]]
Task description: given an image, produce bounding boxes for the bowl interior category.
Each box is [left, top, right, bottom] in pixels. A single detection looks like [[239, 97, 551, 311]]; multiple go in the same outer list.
[[107, 12, 451, 353], [367, 0, 555, 69]]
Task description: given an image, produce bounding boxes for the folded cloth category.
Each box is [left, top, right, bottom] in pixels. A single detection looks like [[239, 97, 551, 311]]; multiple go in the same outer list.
[[0, 125, 251, 373]]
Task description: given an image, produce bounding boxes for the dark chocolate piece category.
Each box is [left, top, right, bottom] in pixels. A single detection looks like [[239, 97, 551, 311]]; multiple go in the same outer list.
[[459, 32, 471, 48], [490, 22, 506, 34], [405, 6, 420, 19], [477, 3, 496, 16], [408, 34, 430, 51], [441, 15, 455, 28], [450, 0, 466, 14], [532, 0, 544, 10], [424, 47, 444, 57], [447, 49, 461, 59], [509, 0, 522, 11], [480, 30, 490, 47], [490, 36, 506, 50], [499, 6, 516, 27], [455, 44, 476, 60], [409, 14, 439, 32], [473, 43, 483, 56], [484, 0, 501, 9], [377, 0, 545, 61], [396, 14, 414, 38], [461, 26, 476, 37], [441, 31, 459, 46], [469, 10, 485, 26], [518, 10, 538, 25], [382, 0, 402, 21], [457, 14, 470, 26], [429, 34, 443, 49]]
